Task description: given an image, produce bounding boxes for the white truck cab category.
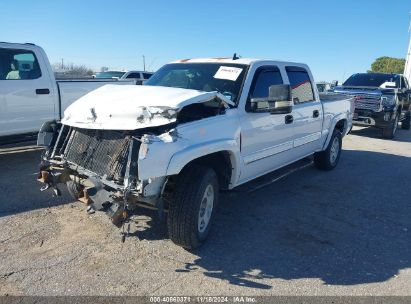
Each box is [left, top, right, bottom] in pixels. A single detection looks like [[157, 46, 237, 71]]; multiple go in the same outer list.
[[37, 57, 354, 249]]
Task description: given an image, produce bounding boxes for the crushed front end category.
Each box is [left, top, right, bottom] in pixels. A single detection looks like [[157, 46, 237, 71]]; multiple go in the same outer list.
[[37, 123, 166, 230]]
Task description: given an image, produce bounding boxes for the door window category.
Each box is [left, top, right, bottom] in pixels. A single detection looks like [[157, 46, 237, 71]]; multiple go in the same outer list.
[[286, 66, 314, 104], [0, 48, 41, 80], [400, 76, 408, 89], [404, 77, 410, 89], [246, 66, 283, 111]]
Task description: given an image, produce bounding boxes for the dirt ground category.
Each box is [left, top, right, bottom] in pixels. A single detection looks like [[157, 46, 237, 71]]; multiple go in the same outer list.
[[0, 126, 410, 296]]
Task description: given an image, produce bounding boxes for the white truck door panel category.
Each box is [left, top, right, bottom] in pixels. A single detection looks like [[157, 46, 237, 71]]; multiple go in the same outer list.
[[238, 66, 297, 182], [292, 100, 323, 153], [285, 66, 323, 156], [0, 47, 56, 136]]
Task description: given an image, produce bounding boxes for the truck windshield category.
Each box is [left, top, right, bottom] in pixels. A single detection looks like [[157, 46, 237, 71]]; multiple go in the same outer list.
[[145, 63, 248, 104], [343, 73, 400, 88]]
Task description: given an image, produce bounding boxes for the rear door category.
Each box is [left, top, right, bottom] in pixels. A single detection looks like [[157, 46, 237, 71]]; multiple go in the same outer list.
[[0, 46, 56, 136], [238, 65, 296, 182], [285, 66, 323, 157]]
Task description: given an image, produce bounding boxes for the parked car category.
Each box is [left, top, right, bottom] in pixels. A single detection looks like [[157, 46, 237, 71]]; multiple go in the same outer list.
[[121, 70, 154, 84], [94, 71, 127, 79], [334, 73, 411, 138], [0, 42, 136, 140], [37, 57, 354, 249], [316, 81, 338, 93]]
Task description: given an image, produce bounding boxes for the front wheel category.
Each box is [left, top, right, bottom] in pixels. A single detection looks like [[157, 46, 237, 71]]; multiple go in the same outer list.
[[382, 113, 399, 139], [167, 165, 219, 249], [314, 129, 342, 171]]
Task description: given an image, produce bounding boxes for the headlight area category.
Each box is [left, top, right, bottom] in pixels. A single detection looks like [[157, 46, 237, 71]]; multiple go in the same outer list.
[[381, 95, 396, 108]]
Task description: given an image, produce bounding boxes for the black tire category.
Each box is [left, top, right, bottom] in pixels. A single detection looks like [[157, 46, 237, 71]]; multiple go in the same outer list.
[[167, 165, 219, 249], [382, 113, 399, 139], [66, 180, 82, 201], [314, 129, 342, 171], [401, 111, 410, 130]]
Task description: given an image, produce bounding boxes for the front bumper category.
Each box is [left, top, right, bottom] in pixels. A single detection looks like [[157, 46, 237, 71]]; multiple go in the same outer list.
[[353, 109, 394, 128], [37, 125, 167, 227]]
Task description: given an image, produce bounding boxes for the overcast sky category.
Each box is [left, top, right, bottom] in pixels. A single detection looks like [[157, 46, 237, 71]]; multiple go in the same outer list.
[[1, 0, 410, 81]]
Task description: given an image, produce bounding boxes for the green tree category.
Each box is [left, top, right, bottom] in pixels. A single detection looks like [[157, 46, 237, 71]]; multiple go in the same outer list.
[[370, 57, 406, 74]]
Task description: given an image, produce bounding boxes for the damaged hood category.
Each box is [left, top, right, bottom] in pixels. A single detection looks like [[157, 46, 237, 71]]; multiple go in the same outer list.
[[61, 84, 234, 130]]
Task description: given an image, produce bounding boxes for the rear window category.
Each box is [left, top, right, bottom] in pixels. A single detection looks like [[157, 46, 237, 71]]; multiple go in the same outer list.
[[286, 66, 314, 103], [0, 48, 42, 80]]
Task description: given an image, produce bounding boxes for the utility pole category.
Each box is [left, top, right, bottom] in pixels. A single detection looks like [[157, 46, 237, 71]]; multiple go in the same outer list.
[[142, 55, 146, 71], [61, 58, 64, 70]]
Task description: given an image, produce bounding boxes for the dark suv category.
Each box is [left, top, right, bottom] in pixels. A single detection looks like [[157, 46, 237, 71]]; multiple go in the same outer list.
[[334, 73, 411, 138]]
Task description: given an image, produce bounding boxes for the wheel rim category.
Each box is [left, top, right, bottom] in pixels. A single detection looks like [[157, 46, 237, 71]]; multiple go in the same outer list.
[[329, 136, 340, 165], [198, 184, 214, 233]]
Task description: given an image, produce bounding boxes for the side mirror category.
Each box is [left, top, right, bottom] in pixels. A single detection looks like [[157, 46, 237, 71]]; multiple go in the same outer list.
[[250, 84, 293, 114]]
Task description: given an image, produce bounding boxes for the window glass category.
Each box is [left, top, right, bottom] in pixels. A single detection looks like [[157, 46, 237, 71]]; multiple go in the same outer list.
[[404, 77, 409, 89], [126, 72, 141, 79], [400, 77, 407, 89], [343, 73, 400, 88], [0, 48, 42, 80], [286, 66, 314, 103], [250, 68, 283, 99], [146, 63, 247, 104], [142, 73, 152, 79]]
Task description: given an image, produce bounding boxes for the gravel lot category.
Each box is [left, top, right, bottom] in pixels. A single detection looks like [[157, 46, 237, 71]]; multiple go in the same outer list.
[[0, 126, 410, 296]]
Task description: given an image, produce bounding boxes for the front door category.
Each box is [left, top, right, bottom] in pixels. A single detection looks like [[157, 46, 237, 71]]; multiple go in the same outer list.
[[0, 47, 55, 137], [238, 65, 297, 183]]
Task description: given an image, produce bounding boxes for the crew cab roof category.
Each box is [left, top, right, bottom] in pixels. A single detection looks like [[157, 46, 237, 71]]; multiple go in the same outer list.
[[352, 72, 403, 77], [170, 57, 305, 67]]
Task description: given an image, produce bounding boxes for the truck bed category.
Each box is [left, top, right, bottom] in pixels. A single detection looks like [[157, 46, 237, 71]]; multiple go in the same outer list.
[[320, 92, 354, 136]]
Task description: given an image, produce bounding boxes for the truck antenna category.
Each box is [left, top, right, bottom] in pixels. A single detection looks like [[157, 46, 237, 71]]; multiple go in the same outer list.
[[232, 53, 240, 60]]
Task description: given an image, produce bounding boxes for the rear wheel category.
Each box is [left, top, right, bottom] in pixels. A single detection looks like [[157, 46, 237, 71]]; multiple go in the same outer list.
[[167, 165, 219, 249], [314, 129, 342, 171], [382, 113, 399, 139], [401, 111, 410, 130]]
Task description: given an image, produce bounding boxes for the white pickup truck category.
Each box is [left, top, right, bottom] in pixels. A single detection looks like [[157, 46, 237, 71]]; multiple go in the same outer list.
[[37, 57, 354, 249], [0, 42, 135, 140]]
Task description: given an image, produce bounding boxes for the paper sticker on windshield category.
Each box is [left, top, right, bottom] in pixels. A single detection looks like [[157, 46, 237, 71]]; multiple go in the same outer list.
[[213, 66, 243, 81]]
